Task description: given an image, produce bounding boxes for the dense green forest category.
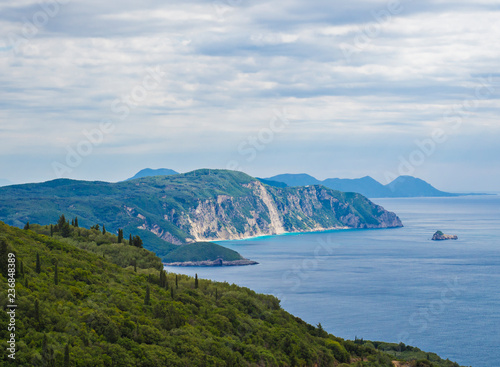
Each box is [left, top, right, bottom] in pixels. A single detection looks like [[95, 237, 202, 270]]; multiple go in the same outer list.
[[0, 220, 462, 366]]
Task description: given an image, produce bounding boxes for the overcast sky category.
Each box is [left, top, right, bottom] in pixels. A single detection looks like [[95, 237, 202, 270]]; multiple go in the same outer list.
[[1, 0, 499, 191]]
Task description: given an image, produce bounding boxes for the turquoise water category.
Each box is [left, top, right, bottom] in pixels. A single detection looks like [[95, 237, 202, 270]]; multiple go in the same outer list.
[[165, 195, 500, 366]]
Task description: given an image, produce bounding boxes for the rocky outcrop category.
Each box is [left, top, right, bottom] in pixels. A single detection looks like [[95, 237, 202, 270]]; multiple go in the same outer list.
[[432, 231, 458, 241]]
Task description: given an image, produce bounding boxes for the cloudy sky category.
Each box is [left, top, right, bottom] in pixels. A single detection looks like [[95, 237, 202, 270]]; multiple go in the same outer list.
[[1, 0, 499, 191]]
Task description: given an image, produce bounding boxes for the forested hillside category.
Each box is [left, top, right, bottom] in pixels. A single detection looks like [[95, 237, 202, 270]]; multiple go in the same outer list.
[[0, 221, 461, 366]]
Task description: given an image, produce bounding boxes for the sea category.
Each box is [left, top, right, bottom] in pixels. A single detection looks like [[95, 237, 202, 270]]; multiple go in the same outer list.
[[165, 195, 500, 367]]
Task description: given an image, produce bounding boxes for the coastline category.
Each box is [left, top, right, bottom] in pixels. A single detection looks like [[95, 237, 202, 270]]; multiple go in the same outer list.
[[214, 225, 351, 243], [163, 258, 259, 267]]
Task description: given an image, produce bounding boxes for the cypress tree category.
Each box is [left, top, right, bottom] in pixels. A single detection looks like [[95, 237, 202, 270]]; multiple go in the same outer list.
[[160, 270, 165, 287], [129, 234, 133, 245], [170, 287, 174, 299], [144, 285, 150, 305], [195, 273, 198, 289], [0, 239, 8, 277], [54, 262, 58, 285], [215, 288, 218, 301], [50, 224, 54, 236], [20, 261, 24, 277], [102, 225, 106, 235], [133, 259, 137, 272], [34, 299, 40, 329], [117, 229, 123, 243], [36, 253, 41, 273], [64, 343, 70, 367], [24, 277, 29, 288], [175, 275, 178, 289], [71, 219, 74, 226], [24, 221, 30, 230], [74, 217, 79, 227]]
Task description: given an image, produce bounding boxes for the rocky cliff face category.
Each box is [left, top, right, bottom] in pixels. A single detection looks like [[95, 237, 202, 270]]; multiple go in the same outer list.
[[134, 173, 403, 244], [0, 169, 403, 247]]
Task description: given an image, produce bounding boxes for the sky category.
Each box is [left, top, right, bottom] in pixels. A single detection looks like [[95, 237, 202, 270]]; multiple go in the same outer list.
[[1, 0, 499, 192]]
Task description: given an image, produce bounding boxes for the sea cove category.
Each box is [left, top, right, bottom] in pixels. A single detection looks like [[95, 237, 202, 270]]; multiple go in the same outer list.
[[166, 195, 500, 367]]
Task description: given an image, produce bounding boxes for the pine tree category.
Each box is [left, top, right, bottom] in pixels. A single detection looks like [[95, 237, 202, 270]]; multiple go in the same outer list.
[[61, 222, 71, 238], [57, 214, 66, 230], [133, 235, 143, 248], [102, 225, 106, 235], [195, 273, 199, 289], [64, 343, 70, 367], [144, 285, 150, 305], [36, 253, 41, 273], [24, 221, 30, 230]]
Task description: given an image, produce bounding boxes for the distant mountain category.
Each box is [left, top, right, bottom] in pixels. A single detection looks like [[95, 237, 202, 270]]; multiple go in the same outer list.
[[266, 173, 457, 198], [0, 169, 402, 260], [267, 173, 321, 187], [0, 178, 13, 187], [322, 176, 388, 198], [256, 177, 288, 188], [386, 176, 456, 197], [126, 168, 179, 181]]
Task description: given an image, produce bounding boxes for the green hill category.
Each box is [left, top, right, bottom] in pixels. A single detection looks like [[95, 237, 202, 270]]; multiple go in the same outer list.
[[0, 169, 402, 263], [164, 242, 244, 263], [0, 221, 464, 367]]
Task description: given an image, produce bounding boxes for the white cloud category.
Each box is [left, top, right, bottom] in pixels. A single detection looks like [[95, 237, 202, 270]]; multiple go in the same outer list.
[[0, 0, 499, 189]]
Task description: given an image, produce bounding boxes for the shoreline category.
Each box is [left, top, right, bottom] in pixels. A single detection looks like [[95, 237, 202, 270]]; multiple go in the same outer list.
[[164, 259, 259, 267], [213, 225, 351, 243]]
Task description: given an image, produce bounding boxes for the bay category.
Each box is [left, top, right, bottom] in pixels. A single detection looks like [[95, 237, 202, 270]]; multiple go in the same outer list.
[[165, 195, 500, 367]]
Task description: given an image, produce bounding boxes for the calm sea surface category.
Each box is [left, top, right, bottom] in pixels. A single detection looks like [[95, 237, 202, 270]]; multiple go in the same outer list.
[[165, 195, 500, 367]]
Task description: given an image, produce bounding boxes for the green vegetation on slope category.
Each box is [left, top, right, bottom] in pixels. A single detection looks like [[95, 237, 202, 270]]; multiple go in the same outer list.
[[163, 242, 244, 263], [27, 218, 162, 271], [0, 222, 462, 366]]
